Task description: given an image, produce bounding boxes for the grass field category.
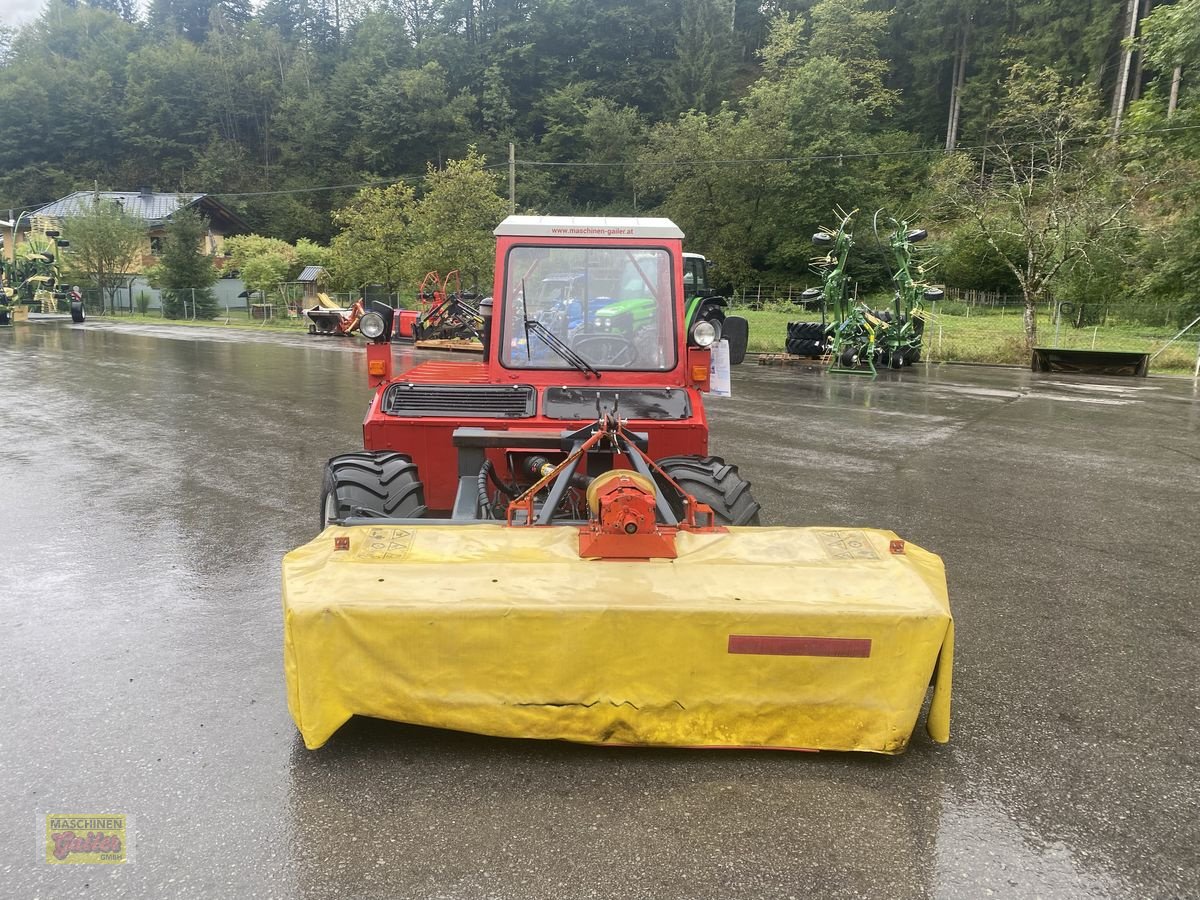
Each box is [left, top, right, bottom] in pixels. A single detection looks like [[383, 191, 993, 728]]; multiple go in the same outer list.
[[732, 303, 1200, 375]]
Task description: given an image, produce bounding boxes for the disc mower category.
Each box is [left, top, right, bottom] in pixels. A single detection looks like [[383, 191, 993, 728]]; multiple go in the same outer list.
[[283, 216, 953, 754]]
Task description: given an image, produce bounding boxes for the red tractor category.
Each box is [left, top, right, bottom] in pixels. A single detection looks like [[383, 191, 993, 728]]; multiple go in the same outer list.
[[286, 216, 953, 754], [320, 216, 757, 526]]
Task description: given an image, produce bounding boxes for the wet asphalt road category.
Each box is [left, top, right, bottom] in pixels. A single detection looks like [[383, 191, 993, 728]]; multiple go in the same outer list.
[[1, 320, 1197, 899]]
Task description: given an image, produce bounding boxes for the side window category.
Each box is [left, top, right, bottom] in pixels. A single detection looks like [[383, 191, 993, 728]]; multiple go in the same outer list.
[[149, 236, 164, 256]]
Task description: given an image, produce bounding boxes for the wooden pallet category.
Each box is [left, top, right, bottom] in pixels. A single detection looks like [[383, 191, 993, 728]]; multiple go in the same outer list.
[[415, 338, 484, 353], [757, 353, 824, 367]]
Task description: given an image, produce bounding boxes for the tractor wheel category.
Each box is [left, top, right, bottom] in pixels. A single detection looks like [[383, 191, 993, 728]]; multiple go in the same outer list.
[[890, 348, 905, 368], [839, 346, 858, 368], [70, 300, 85, 324], [320, 451, 427, 530], [653, 455, 761, 526]]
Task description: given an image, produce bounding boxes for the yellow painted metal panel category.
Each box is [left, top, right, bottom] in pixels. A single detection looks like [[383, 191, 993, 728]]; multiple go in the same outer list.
[[283, 525, 952, 753]]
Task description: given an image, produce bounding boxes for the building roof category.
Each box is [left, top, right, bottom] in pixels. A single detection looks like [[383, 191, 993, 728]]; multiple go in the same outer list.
[[495, 215, 684, 240], [297, 265, 327, 283], [31, 191, 249, 234]]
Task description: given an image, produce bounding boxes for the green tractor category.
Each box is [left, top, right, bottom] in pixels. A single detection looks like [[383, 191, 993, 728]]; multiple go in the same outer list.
[[588, 251, 749, 365]]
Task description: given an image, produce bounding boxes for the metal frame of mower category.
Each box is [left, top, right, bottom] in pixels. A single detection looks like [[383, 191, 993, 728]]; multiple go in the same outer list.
[[785, 210, 942, 376], [412, 270, 485, 344], [872, 212, 943, 369], [320, 216, 759, 531], [784, 208, 879, 375]]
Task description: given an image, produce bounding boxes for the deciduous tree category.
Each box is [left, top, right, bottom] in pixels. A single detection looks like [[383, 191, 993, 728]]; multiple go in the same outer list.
[[933, 64, 1152, 349], [61, 197, 145, 313], [329, 181, 415, 292], [404, 148, 508, 290]]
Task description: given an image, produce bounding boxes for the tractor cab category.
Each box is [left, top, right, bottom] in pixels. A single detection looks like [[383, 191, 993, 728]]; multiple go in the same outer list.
[[491, 216, 699, 382]]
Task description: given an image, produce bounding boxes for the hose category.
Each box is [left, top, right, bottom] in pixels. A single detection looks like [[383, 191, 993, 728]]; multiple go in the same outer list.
[[487, 459, 520, 497], [477, 462, 494, 519], [478, 459, 520, 519]]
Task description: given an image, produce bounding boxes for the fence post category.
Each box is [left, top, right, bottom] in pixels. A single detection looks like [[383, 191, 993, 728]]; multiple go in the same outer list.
[[1053, 301, 1061, 348]]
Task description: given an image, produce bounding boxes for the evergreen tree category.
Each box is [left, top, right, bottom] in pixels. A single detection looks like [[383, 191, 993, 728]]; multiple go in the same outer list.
[[668, 0, 736, 115], [148, 206, 218, 318]]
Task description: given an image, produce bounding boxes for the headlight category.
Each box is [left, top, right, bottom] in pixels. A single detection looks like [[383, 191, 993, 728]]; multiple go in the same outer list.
[[360, 311, 386, 340], [690, 318, 719, 348], [593, 317, 604, 329]]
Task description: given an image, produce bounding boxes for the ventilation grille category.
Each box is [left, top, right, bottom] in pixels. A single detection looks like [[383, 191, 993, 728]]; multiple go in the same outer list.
[[383, 383, 535, 418]]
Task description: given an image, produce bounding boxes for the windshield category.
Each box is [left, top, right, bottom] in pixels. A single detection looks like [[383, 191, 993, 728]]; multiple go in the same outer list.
[[501, 246, 676, 371]]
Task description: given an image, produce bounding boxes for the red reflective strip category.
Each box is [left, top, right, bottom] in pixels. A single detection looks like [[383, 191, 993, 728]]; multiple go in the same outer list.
[[727, 635, 872, 658]]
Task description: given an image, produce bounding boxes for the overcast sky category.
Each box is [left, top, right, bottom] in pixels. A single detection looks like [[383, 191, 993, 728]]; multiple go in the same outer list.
[[1, 0, 44, 28]]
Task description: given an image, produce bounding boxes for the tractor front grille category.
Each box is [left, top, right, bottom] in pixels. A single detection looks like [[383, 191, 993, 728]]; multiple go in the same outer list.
[[383, 383, 536, 418]]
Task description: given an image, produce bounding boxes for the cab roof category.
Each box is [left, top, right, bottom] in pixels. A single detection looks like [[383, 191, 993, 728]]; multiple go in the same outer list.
[[494, 215, 685, 240]]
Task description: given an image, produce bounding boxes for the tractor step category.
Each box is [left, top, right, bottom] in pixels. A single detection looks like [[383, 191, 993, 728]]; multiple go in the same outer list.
[[283, 524, 952, 753]]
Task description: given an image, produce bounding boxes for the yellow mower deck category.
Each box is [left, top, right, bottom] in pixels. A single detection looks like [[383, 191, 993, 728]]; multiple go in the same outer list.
[[283, 525, 952, 753]]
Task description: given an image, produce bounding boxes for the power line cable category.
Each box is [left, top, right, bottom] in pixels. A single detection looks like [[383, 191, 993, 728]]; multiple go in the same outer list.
[[4, 163, 511, 214], [3, 124, 1193, 213]]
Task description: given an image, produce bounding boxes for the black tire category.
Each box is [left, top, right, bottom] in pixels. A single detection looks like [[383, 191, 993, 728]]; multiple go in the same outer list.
[[653, 455, 761, 526], [839, 346, 857, 368], [890, 348, 905, 368], [319, 451, 427, 530], [70, 300, 85, 324]]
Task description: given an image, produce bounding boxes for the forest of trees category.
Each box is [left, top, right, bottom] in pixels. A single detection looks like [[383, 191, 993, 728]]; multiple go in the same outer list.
[[0, 0, 1196, 317]]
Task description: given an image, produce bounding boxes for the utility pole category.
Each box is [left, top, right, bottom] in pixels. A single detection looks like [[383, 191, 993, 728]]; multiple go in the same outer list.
[[508, 142, 516, 215]]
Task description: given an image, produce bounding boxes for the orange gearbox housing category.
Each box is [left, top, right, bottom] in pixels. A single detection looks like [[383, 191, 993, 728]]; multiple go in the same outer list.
[[578, 471, 677, 559]]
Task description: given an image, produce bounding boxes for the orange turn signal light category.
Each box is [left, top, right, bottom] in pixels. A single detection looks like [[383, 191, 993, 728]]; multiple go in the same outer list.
[[691, 365, 708, 381], [368, 360, 386, 376]]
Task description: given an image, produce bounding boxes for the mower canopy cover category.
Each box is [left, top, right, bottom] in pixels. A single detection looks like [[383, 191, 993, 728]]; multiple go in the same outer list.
[[284, 525, 952, 753]]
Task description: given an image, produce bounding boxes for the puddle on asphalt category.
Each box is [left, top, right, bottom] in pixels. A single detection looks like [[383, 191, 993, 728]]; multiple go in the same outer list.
[[935, 793, 1129, 898]]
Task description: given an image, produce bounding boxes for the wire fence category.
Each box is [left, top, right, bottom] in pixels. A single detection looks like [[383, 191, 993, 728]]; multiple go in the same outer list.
[[734, 298, 1200, 374], [17, 282, 1199, 373]]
